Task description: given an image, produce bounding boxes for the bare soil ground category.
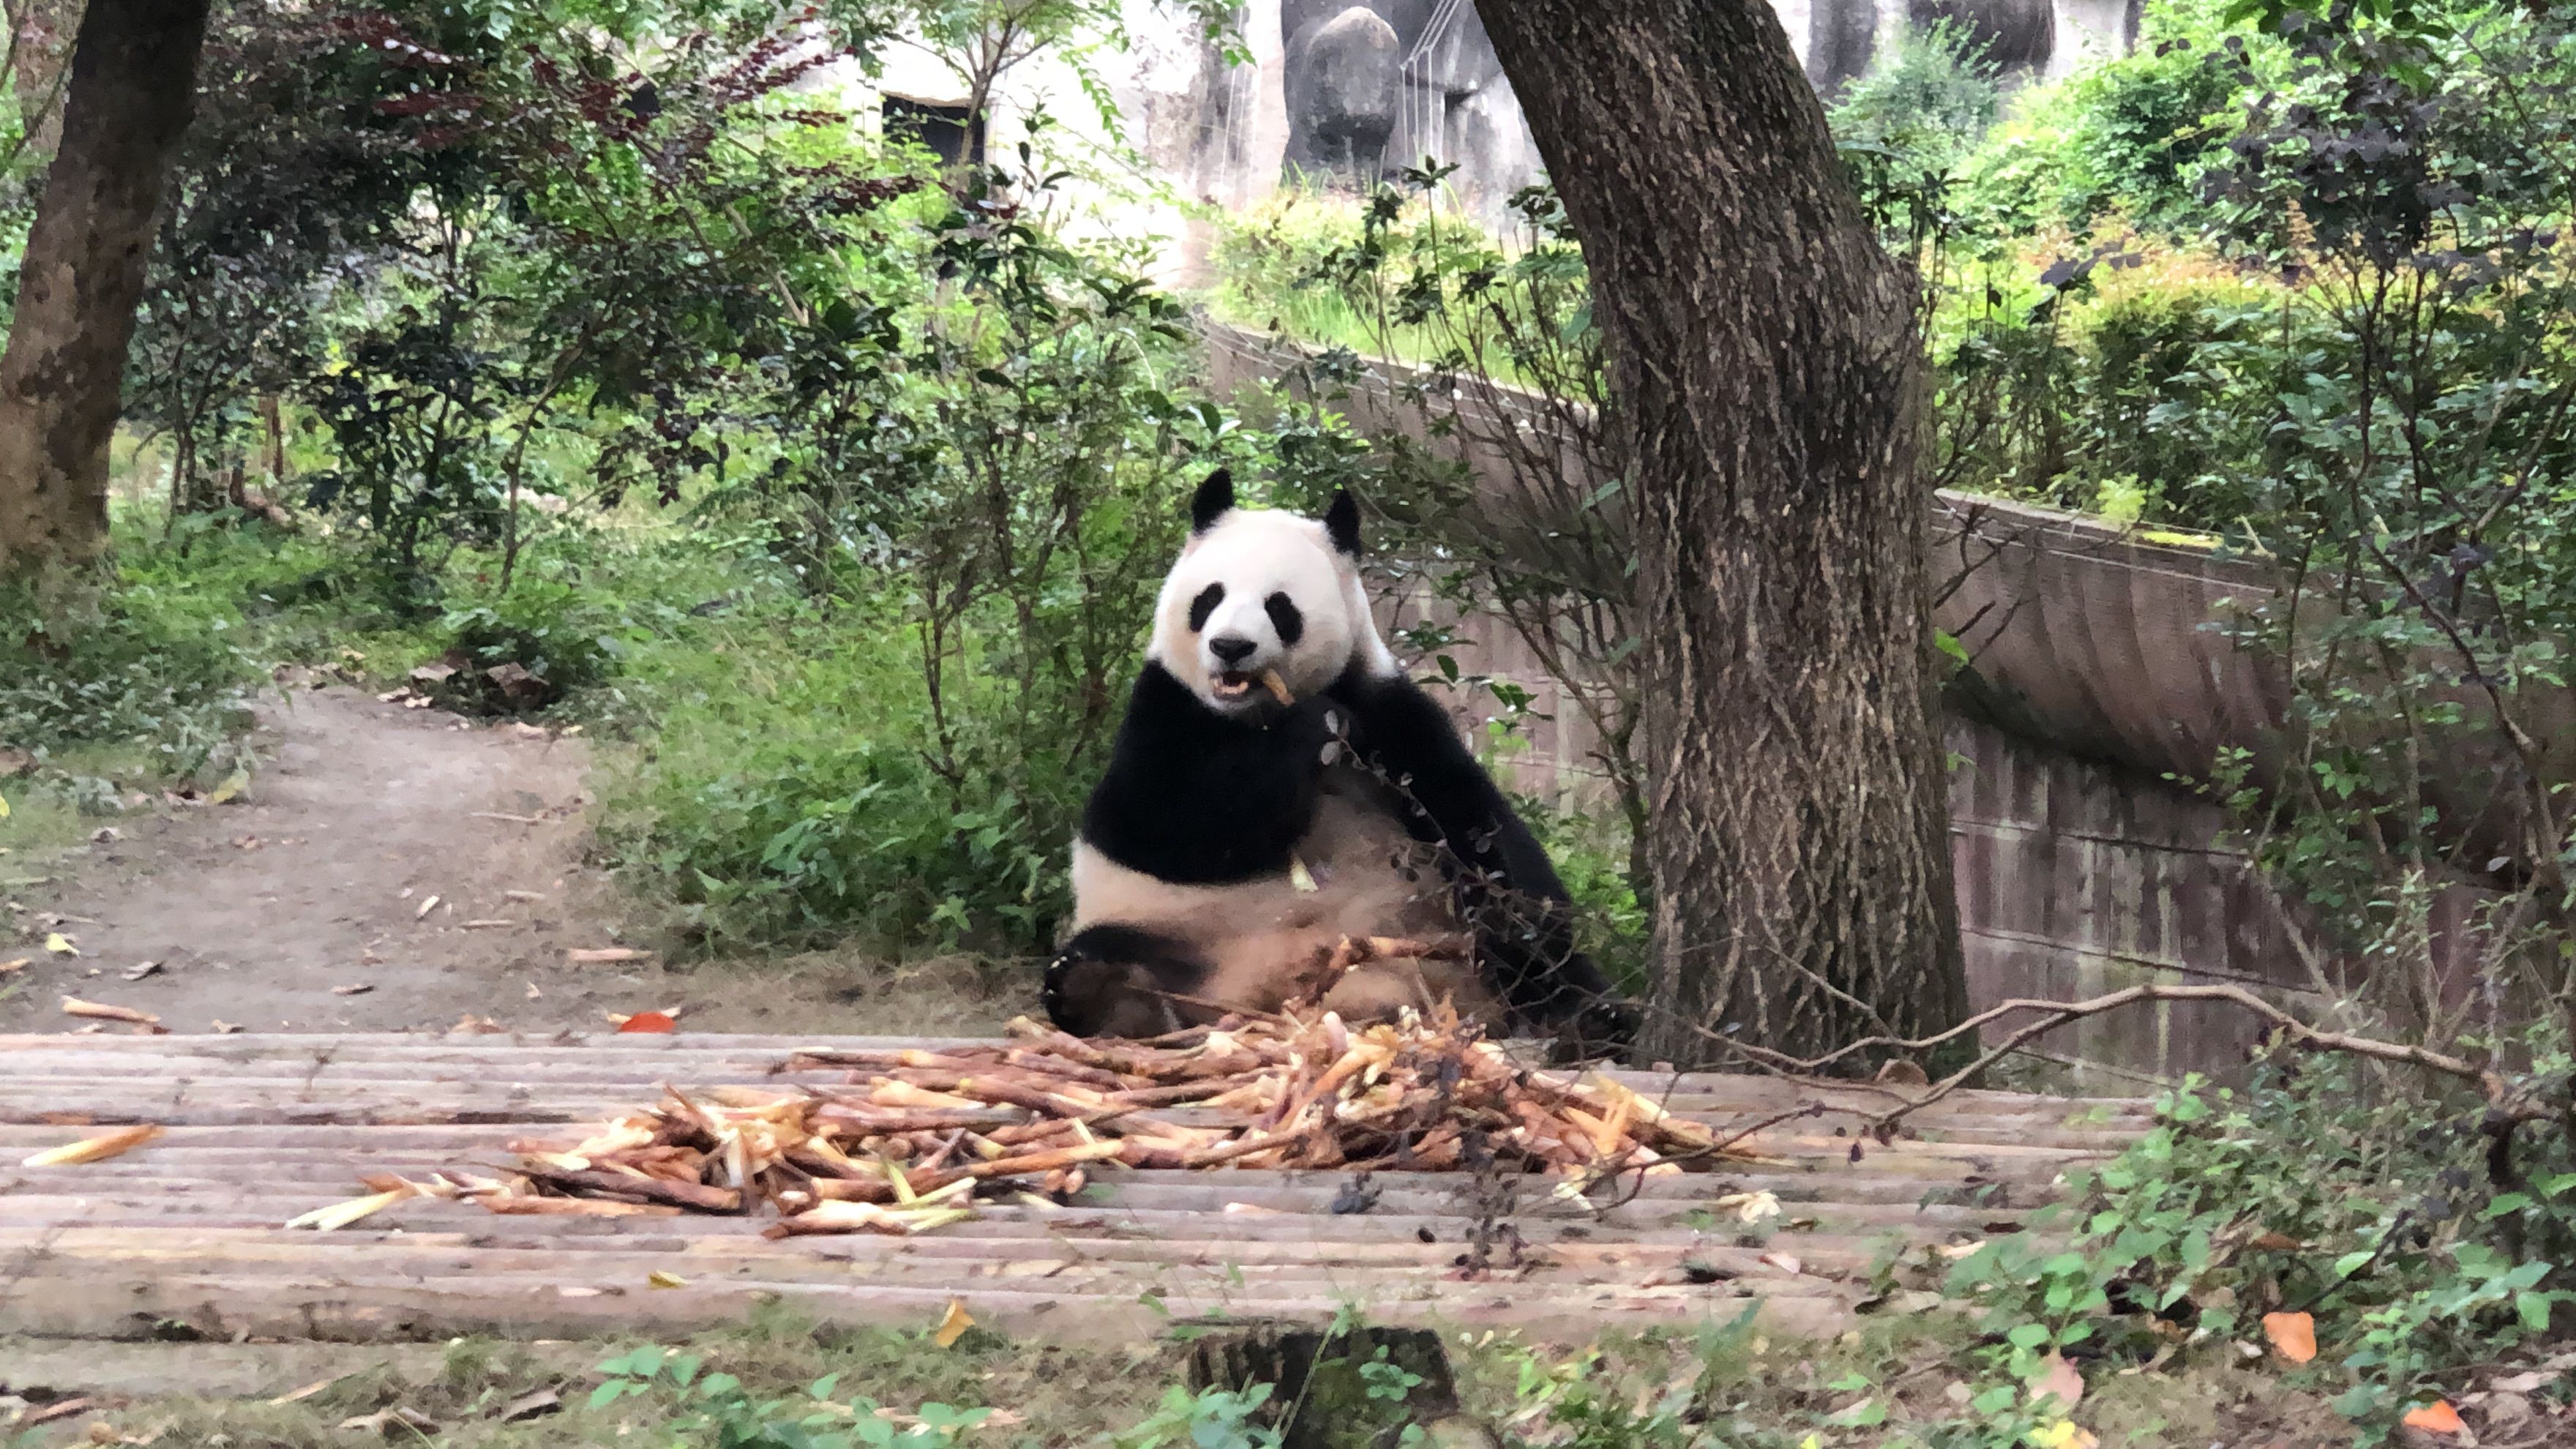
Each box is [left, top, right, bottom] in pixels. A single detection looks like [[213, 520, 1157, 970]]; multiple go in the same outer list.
[[0, 676, 1022, 1040]]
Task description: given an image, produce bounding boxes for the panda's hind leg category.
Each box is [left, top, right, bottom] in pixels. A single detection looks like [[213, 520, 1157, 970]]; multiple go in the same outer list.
[[1042, 924, 1216, 1039], [1317, 961, 1428, 1026]]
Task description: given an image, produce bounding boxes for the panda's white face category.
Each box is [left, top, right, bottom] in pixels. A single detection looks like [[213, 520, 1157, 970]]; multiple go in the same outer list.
[[1150, 482, 1390, 716]]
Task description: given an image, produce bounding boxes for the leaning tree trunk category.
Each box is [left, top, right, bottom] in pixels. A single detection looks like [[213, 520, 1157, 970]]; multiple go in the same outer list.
[[1473, 0, 1968, 1067], [0, 0, 211, 578]]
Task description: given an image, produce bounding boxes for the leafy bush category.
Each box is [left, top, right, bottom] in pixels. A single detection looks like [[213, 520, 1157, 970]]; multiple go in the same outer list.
[[591, 1344, 993, 1449], [0, 582, 261, 790], [1831, 20, 2005, 242], [597, 599, 1085, 951], [1948, 1045, 2575, 1441]]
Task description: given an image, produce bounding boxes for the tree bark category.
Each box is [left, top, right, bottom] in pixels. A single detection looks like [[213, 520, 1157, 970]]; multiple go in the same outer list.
[[0, 0, 210, 577], [1472, 0, 1968, 1066]]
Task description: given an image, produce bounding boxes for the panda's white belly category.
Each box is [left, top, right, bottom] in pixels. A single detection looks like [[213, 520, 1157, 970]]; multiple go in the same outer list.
[[1069, 767, 1498, 1021]]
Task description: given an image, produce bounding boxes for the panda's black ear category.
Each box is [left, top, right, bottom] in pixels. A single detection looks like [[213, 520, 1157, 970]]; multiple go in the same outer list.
[[1324, 490, 1362, 556], [1190, 470, 1235, 533]]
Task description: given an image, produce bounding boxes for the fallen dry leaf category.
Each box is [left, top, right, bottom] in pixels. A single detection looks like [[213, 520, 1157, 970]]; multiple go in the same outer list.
[[414, 894, 441, 919], [23, 1123, 162, 1167], [2262, 1310, 2318, 1363], [268, 1377, 342, 1406], [338, 1407, 438, 1437], [934, 1298, 976, 1348], [332, 983, 374, 997], [452, 1014, 508, 1034], [2400, 1401, 2465, 1434], [1710, 1190, 1782, 1224], [612, 1009, 678, 1033], [285, 1187, 413, 1231], [2490, 1370, 2553, 1393], [2027, 1353, 2085, 1410], [648, 1270, 688, 1289], [206, 767, 250, 805], [22, 1399, 92, 1427], [43, 932, 77, 956], [1757, 1251, 1803, 1276], [497, 1390, 561, 1423], [1874, 1057, 1931, 1087], [120, 962, 160, 982], [211, 1019, 242, 1034], [568, 947, 651, 965], [0, 956, 28, 974], [60, 996, 162, 1030]]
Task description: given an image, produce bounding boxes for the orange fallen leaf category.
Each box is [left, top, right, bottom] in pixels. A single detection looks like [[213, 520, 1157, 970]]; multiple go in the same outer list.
[[933, 1298, 975, 1348], [2401, 1401, 2465, 1434], [2026, 1352, 2085, 1409], [615, 1010, 677, 1035], [59, 996, 164, 1032], [22, 1123, 162, 1167], [2262, 1311, 2317, 1363]]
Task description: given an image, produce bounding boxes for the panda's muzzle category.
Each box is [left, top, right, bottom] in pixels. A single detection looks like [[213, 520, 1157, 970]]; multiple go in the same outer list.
[[1208, 635, 1261, 703]]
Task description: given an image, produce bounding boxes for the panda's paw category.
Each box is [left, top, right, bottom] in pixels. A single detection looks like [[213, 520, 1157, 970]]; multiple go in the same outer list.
[[1554, 996, 1641, 1063], [1038, 950, 1084, 1032]]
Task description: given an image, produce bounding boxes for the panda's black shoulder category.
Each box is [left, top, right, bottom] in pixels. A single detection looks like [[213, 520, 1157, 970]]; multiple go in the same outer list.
[[1322, 661, 1467, 757]]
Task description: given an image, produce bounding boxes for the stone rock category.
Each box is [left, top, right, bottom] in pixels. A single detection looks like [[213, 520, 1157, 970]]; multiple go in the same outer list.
[[1909, 0, 2055, 72], [1284, 6, 1401, 178]]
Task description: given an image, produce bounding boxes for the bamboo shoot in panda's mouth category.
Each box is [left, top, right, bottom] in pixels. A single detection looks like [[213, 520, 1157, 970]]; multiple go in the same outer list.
[[1212, 669, 1295, 706]]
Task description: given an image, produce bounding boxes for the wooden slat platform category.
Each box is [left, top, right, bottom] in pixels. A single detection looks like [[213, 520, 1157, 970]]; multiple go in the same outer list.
[[0, 1033, 2151, 1344]]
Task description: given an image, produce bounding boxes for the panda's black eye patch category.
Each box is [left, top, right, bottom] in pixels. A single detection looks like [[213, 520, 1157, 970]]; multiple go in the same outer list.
[[1188, 583, 1225, 634], [1265, 593, 1304, 647]]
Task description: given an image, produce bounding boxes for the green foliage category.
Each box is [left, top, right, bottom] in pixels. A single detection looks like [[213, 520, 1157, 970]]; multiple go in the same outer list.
[[0, 577, 263, 796], [1112, 1384, 1284, 1449], [591, 1344, 995, 1448], [1949, 1048, 2576, 1442], [1831, 20, 2005, 244]]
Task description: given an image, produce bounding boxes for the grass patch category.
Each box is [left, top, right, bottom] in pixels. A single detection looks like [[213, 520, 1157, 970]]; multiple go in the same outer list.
[[20, 1305, 2343, 1448]]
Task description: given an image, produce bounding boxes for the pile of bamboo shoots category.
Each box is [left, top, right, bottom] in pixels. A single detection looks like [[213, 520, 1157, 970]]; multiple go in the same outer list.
[[416, 1003, 1745, 1238]]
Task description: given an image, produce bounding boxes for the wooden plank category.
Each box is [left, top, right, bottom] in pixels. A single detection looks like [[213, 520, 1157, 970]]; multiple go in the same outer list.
[[0, 1032, 2138, 1345]]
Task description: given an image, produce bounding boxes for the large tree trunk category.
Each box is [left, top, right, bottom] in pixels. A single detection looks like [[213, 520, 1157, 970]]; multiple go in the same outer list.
[[1472, 0, 1968, 1066], [0, 0, 210, 577]]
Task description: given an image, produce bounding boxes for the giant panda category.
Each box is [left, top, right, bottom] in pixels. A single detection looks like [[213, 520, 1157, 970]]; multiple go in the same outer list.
[[1039, 469, 1638, 1055]]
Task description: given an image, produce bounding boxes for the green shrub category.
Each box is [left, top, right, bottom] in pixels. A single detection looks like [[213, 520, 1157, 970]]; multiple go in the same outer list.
[[1832, 20, 2006, 242], [594, 588, 1094, 953], [1947, 1041, 2576, 1442], [0, 580, 261, 789]]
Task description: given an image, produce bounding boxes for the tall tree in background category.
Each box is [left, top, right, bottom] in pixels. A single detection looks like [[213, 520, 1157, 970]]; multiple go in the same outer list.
[[1472, 1, 1968, 1066], [0, 0, 211, 577]]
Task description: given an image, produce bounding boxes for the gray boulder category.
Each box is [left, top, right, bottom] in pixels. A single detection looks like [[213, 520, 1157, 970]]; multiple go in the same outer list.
[[1284, 6, 1401, 179]]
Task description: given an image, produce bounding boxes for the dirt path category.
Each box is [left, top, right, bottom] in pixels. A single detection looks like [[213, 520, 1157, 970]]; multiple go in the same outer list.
[[1, 678, 1016, 1039]]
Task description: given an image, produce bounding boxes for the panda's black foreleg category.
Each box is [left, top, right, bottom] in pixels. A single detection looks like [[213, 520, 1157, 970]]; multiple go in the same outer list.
[[1328, 667, 1639, 1054], [1042, 924, 1218, 1040], [1464, 886, 1641, 1055]]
